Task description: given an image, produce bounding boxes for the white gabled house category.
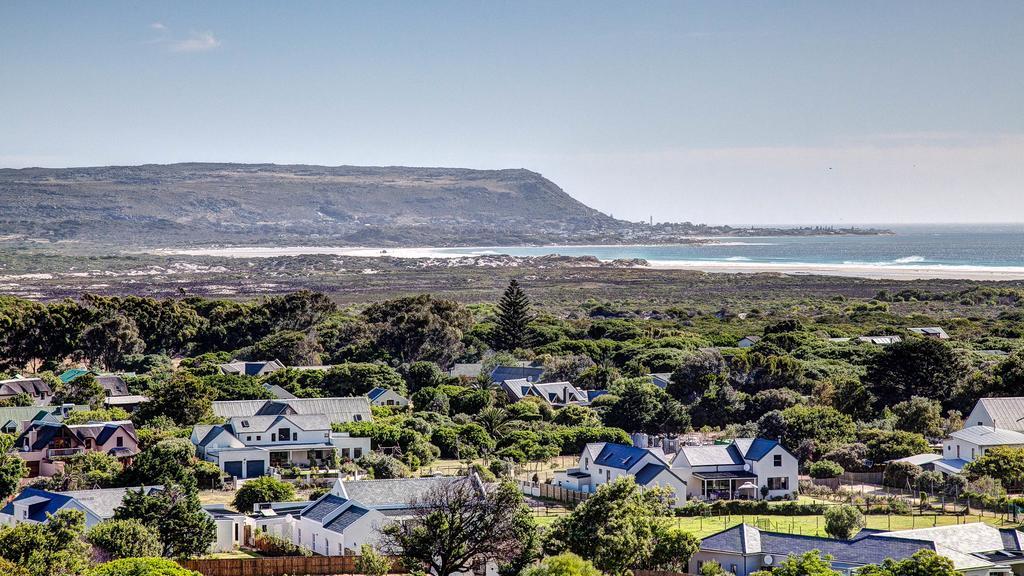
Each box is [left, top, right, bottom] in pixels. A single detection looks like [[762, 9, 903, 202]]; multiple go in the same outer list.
[[896, 398, 1024, 476], [290, 475, 487, 556], [553, 442, 688, 506], [191, 414, 370, 479], [965, 397, 1024, 432], [671, 438, 799, 501], [366, 387, 410, 408]]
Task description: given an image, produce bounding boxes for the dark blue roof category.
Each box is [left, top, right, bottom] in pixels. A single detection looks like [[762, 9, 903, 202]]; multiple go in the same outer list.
[[742, 438, 780, 461], [301, 494, 348, 522], [324, 505, 369, 533], [633, 462, 667, 485], [701, 524, 935, 567], [0, 488, 74, 522], [367, 387, 387, 401], [594, 443, 651, 470], [490, 366, 544, 383], [587, 390, 609, 402]]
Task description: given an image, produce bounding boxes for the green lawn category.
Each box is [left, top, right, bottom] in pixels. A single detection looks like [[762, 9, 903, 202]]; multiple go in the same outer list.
[[533, 512, 1021, 538], [667, 514, 1019, 539]]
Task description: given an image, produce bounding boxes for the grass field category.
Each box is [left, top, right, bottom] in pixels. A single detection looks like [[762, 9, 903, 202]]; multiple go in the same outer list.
[[533, 512, 1022, 538]]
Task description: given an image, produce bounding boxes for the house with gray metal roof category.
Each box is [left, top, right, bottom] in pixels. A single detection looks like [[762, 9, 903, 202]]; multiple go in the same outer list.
[[966, 398, 1024, 433], [191, 413, 370, 479], [672, 438, 799, 501], [942, 425, 1024, 466], [211, 397, 372, 424], [691, 522, 1024, 575]]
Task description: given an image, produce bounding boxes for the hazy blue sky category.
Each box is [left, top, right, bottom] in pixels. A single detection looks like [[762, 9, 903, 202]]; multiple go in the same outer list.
[[2, 1, 1022, 224]]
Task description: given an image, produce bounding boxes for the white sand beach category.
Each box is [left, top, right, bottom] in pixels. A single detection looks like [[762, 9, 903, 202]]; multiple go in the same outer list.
[[155, 245, 1024, 281]]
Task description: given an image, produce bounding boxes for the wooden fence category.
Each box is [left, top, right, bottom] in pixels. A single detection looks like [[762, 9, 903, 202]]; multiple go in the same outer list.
[[518, 481, 590, 505], [179, 555, 404, 576], [840, 471, 884, 484]]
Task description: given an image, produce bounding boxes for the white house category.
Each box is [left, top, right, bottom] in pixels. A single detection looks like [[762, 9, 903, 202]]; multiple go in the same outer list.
[[941, 426, 1024, 468], [965, 398, 1024, 432], [291, 475, 486, 556], [672, 438, 799, 501], [191, 414, 371, 479], [553, 442, 688, 506], [366, 387, 410, 408], [0, 486, 161, 529]]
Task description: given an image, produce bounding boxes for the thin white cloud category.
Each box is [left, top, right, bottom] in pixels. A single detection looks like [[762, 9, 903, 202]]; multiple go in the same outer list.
[[169, 31, 221, 53], [150, 22, 166, 30]]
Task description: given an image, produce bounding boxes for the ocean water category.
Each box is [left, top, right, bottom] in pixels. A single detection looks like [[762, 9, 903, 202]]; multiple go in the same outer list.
[[431, 224, 1024, 274]]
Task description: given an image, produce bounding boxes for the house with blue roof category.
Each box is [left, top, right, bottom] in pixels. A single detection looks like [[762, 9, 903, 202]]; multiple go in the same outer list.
[[290, 474, 487, 556], [672, 438, 799, 501], [0, 486, 161, 529], [553, 442, 688, 505], [692, 522, 1024, 576], [366, 387, 409, 408]]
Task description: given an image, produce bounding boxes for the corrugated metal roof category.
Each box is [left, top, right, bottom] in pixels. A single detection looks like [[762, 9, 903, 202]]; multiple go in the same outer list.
[[975, 397, 1024, 432], [949, 425, 1024, 446], [212, 397, 371, 422]]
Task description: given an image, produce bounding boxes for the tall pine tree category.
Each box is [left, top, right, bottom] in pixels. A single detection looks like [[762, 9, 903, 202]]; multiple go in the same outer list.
[[494, 279, 535, 351]]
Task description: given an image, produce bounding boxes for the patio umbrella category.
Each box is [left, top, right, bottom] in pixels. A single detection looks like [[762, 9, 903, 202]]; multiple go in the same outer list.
[[737, 482, 759, 491]]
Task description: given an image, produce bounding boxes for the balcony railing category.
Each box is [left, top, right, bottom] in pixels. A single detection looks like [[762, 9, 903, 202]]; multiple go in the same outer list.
[[47, 447, 85, 459]]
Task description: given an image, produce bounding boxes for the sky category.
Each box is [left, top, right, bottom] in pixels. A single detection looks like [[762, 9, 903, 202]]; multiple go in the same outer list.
[[1, 1, 1023, 225]]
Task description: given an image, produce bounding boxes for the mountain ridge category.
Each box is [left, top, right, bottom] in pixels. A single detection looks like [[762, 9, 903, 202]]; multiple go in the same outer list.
[[0, 162, 621, 247]]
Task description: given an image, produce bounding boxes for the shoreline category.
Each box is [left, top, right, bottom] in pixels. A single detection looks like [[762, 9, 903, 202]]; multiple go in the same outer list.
[[152, 245, 1024, 281]]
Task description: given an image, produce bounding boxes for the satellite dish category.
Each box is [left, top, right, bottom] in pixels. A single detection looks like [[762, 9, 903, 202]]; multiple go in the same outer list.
[[744, 463, 752, 472], [763, 555, 774, 566]]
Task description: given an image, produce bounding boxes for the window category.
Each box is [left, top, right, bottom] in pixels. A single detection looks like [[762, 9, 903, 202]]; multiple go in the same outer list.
[[767, 477, 789, 491], [293, 432, 298, 441], [584, 458, 589, 468], [338, 542, 344, 554], [354, 448, 363, 459], [256, 436, 261, 441], [354, 414, 363, 422], [116, 437, 123, 448], [278, 428, 290, 442], [730, 565, 738, 574], [605, 469, 610, 481], [773, 454, 782, 467], [271, 434, 276, 442], [247, 436, 252, 442]]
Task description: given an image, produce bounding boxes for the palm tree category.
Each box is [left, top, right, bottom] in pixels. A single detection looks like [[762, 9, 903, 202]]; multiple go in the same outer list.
[[475, 406, 518, 438]]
